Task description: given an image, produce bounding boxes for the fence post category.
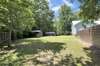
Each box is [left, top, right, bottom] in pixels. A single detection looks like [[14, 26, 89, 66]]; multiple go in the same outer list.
[[8, 31, 11, 47]]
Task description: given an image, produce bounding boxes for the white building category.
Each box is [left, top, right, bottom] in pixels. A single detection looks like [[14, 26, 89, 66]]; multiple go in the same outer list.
[[72, 20, 100, 35]]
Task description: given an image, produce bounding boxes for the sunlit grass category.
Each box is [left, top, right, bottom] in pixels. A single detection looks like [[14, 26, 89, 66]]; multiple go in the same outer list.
[[0, 35, 92, 66]]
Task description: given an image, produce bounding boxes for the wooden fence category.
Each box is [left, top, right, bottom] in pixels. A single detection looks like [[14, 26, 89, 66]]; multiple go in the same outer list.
[[77, 25, 100, 48], [0, 32, 11, 45]]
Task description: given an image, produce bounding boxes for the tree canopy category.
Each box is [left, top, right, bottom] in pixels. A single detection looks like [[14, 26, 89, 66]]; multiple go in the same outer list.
[[54, 4, 74, 35], [78, 0, 100, 21], [32, 0, 54, 32], [0, 0, 35, 32]]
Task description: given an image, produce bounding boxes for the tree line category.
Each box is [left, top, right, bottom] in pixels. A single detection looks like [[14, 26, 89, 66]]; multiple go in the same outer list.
[[0, 0, 100, 39], [0, 0, 76, 40], [0, 0, 54, 39]]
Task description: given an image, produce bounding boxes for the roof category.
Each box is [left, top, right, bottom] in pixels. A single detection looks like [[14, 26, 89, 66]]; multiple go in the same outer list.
[[95, 21, 100, 24], [72, 20, 80, 25], [72, 20, 100, 26], [32, 30, 42, 33]]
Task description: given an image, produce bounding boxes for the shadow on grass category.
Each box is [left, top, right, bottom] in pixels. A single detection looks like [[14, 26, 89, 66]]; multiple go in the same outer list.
[[0, 38, 96, 66], [15, 39, 65, 54], [0, 38, 66, 66], [55, 53, 94, 66], [83, 46, 100, 66]]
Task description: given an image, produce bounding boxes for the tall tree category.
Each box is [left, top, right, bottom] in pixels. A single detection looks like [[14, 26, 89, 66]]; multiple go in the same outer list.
[[78, 0, 100, 21], [57, 4, 74, 35], [32, 0, 54, 32], [0, 0, 35, 40], [0, 0, 35, 31]]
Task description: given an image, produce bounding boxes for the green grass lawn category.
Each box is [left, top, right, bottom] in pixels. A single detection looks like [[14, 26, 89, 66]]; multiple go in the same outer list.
[[0, 36, 93, 66]]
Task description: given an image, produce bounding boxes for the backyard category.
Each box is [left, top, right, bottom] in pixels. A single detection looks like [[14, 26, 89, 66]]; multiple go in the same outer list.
[[0, 0, 100, 66], [0, 36, 95, 66]]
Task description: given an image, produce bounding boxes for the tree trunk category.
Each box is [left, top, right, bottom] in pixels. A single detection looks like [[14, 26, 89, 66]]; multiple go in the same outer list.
[[13, 31, 17, 41], [8, 31, 11, 47]]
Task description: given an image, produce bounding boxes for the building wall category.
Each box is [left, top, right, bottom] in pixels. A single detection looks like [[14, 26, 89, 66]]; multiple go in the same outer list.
[[72, 21, 81, 35], [77, 25, 100, 48], [92, 25, 100, 47], [72, 20, 100, 35], [77, 28, 92, 44]]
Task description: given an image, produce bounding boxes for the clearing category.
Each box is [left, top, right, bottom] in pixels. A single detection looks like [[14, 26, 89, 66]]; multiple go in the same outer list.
[[0, 36, 95, 66]]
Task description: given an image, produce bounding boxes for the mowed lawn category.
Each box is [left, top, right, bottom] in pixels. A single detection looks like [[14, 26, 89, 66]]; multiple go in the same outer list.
[[0, 36, 92, 66]]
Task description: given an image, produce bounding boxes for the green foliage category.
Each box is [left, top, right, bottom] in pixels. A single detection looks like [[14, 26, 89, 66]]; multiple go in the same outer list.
[[0, 0, 35, 32], [0, 0, 54, 32], [55, 5, 74, 35], [0, 36, 92, 66], [32, 0, 54, 32], [78, 0, 100, 21]]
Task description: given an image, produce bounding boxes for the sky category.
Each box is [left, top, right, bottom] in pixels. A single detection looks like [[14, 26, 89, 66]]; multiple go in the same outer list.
[[48, 0, 80, 16]]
